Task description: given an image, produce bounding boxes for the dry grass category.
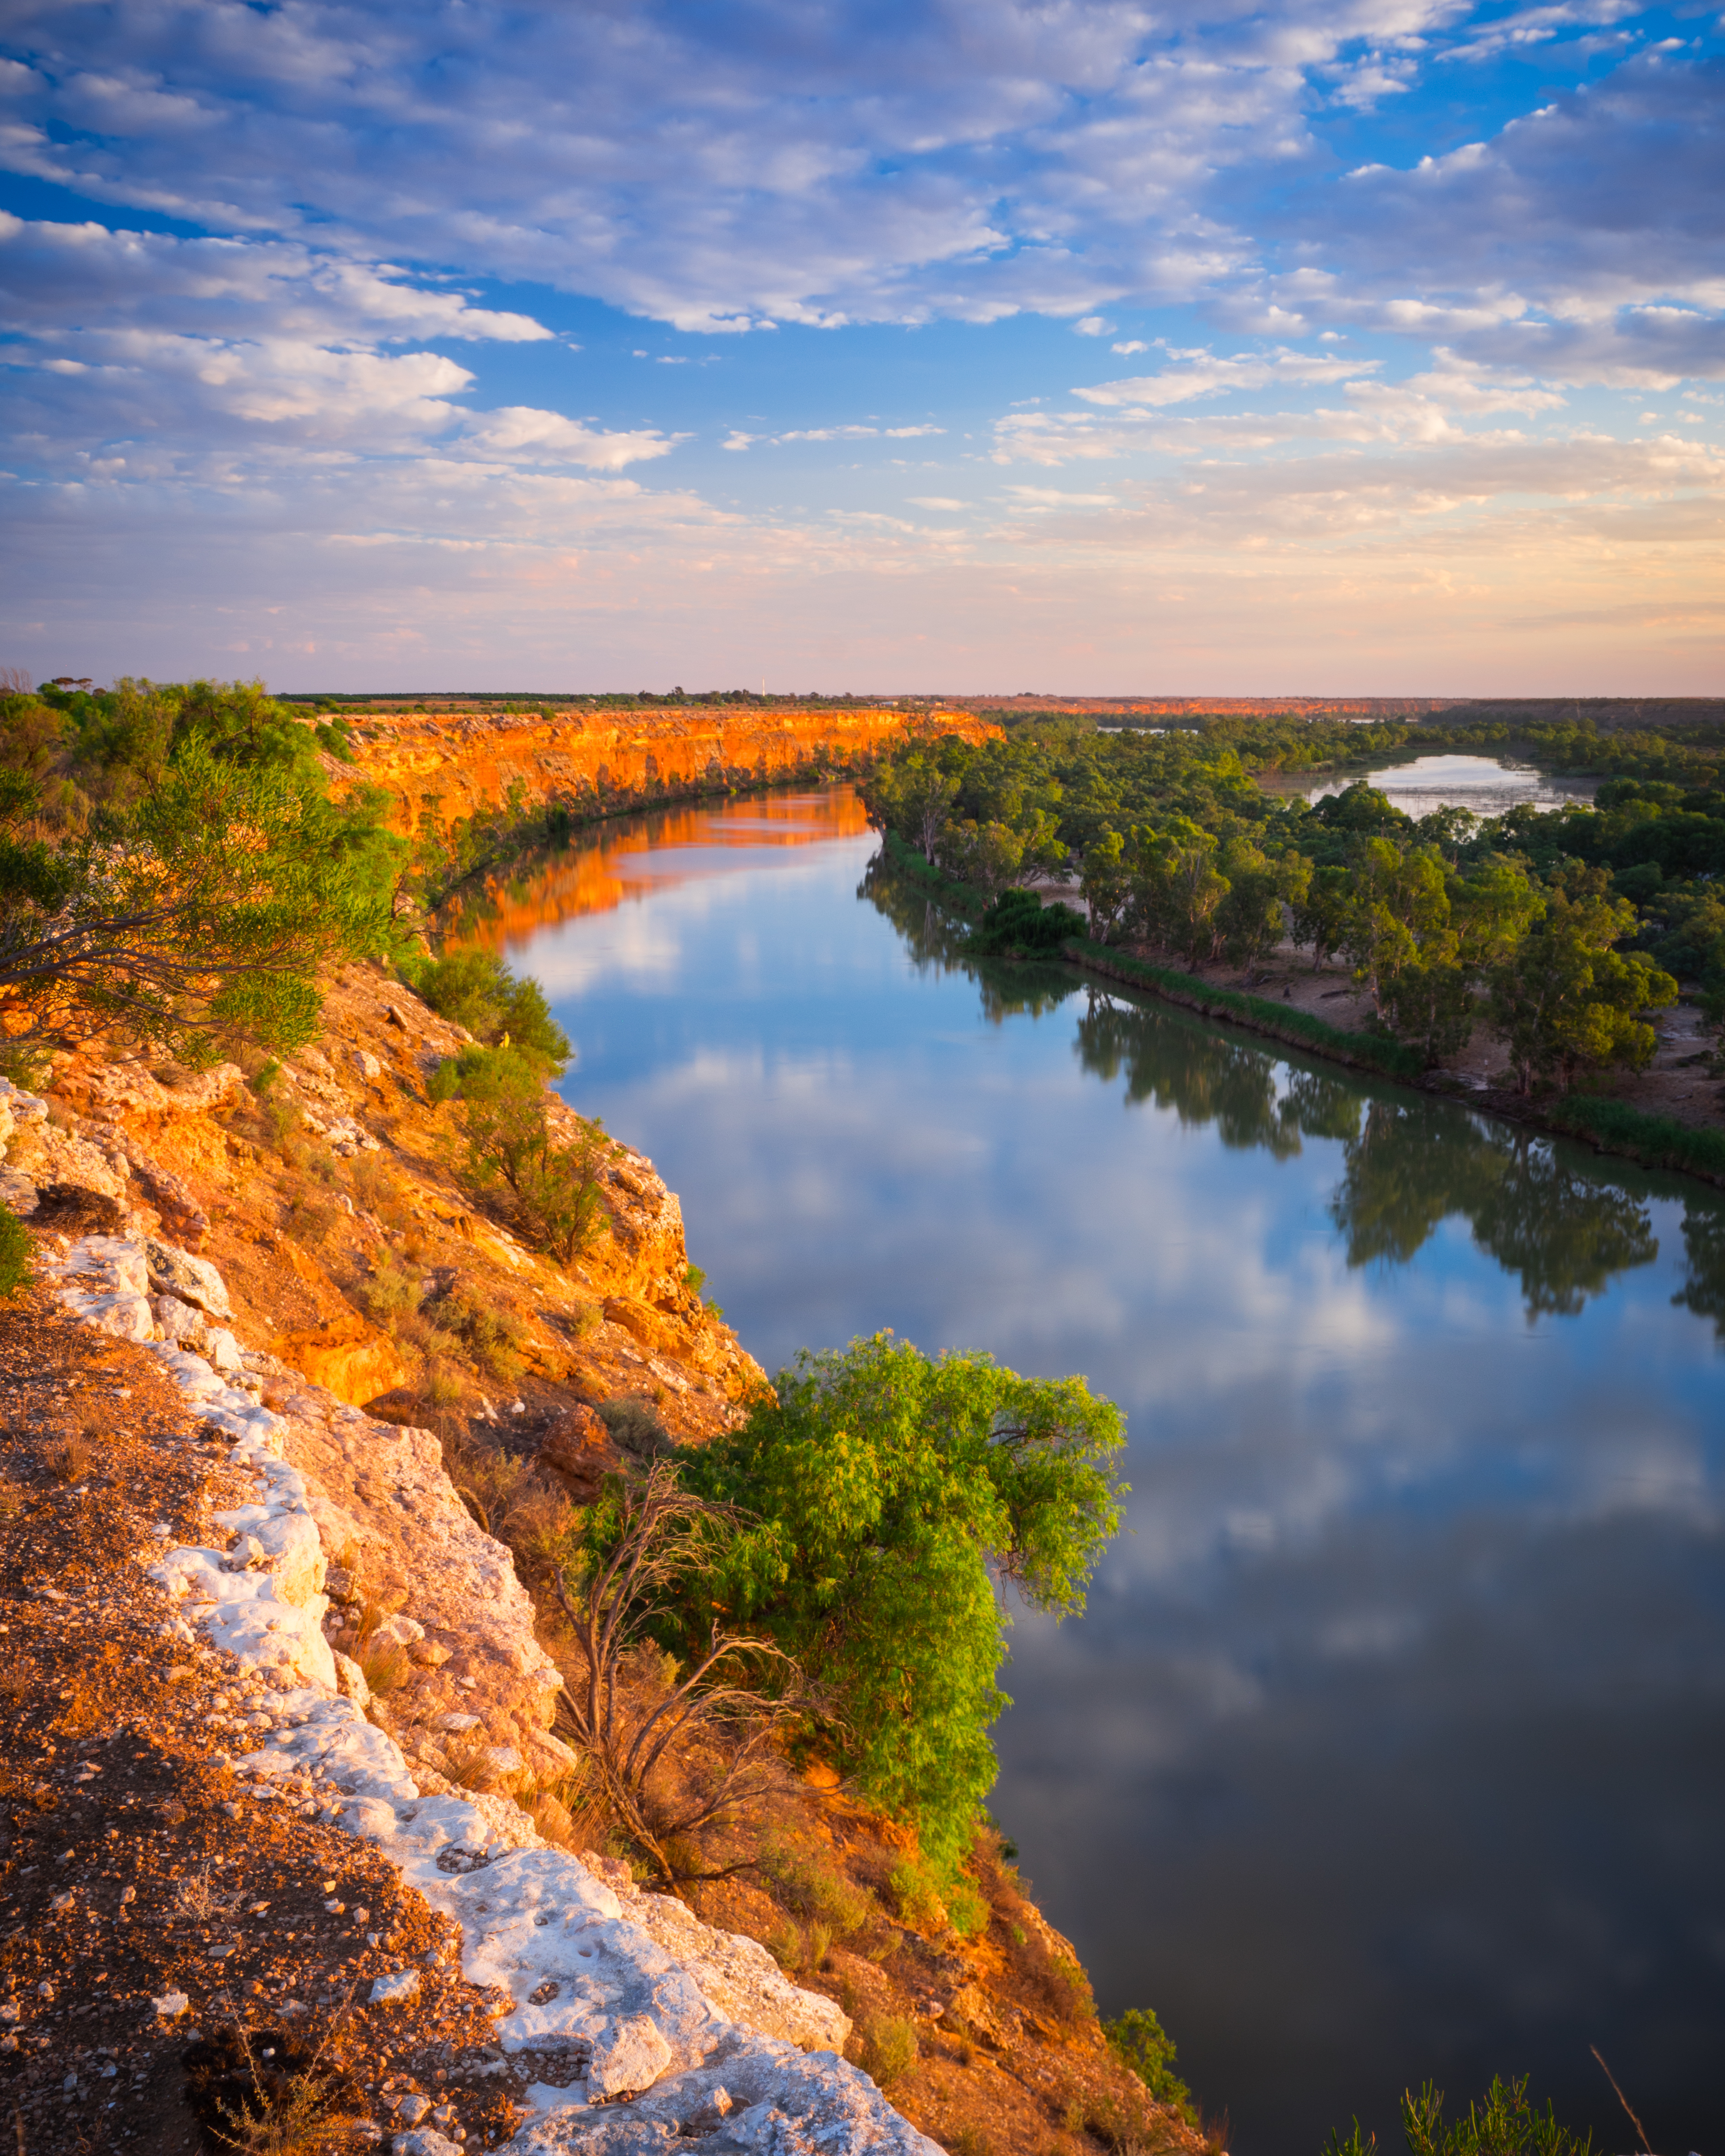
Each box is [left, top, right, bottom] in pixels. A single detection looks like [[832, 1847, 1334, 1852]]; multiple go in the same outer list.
[[852, 2012, 918, 2092], [46, 1432, 97, 1483], [358, 1641, 410, 1697], [190, 2019, 363, 2156], [282, 1196, 338, 1248]]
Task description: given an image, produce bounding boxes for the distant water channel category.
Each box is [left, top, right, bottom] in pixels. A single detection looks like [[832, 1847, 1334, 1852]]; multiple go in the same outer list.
[[464, 789, 1725, 2155], [1259, 751, 1598, 821]]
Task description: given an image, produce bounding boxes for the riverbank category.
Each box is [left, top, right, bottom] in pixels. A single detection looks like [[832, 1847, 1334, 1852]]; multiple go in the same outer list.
[[883, 833, 1725, 1191]]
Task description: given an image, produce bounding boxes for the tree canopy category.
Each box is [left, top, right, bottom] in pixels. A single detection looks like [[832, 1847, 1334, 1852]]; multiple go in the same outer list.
[[673, 1331, 1127, 1870], [0, 680, 399, 1064]]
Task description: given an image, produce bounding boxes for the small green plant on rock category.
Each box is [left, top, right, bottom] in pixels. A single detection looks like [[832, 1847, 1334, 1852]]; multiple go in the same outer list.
[[761, 1841, 873, 1935], [431, 1043, 610, 1265], [597, 1394, 673, 1462], [887, 1854, 947, 1933], [852, 2012, 917, 2092]]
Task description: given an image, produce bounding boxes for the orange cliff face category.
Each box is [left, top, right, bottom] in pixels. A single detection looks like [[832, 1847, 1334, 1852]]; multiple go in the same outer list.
[[335, 703, 999, 838]]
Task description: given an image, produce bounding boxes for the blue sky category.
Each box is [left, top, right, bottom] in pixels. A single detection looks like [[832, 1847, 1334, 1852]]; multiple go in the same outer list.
[[1, 0, 1721, 691]]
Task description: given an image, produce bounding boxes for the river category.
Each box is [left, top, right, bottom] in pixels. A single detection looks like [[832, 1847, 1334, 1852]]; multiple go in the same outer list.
[[459, 788, 1725, 2155]]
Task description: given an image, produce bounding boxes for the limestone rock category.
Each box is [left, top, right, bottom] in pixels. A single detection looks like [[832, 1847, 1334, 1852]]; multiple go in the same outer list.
[[589, 2014, 674, 2101], [500, 2044, 942, 2154], [334, 1652, 371, 1709], [146, 1239, 234, 1321], [154, 1293, 212, 1353], [629, 1891, 852, 2055], [125, 1150, 210, 1246], [4, 1119, 127, 1203]]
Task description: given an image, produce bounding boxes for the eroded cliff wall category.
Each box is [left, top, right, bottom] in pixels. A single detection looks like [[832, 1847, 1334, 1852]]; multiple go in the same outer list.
[[337, 705, 996, 833]]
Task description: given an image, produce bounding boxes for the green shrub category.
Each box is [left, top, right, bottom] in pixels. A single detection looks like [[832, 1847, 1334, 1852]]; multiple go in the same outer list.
[[427, 1286, 528, 1381], [431, 1044, 609, 1264], [1105, 2007, 1195, 2123], [1323, 2074, 1597, 2156], [0, 1202, 32, 1297], [356, 1256, 422, 1325], [761, 1843, 873, 1935], [403, 948, 570, 1073], [852, 2013, 917, 2092], [597, 1395, 673, 1462], [887, 1855, 947, 1932], [944, 1873, 990, 1940], [676, 1331, 1125, 1870], [970, 887, 1087, 955]]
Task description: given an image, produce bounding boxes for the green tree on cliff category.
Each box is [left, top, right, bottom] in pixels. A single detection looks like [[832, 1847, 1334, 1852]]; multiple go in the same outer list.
[[0, 676, 397, 1063], [674, 1331, 1126, 1871]]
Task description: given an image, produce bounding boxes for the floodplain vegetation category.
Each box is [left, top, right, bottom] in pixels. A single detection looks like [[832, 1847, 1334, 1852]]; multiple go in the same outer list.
[[862, 714, 1725, 1106]]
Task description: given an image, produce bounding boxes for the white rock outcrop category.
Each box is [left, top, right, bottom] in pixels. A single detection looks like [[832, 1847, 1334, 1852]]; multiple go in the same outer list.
[[45, 1230, 935, 2156]]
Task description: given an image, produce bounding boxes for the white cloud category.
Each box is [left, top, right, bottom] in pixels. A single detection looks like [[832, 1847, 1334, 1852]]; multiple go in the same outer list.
[[0, 213, 676, 472], [1003, 485, 1120, 506], [1074, 316, 1117, 336], [459, 408, 679, 469], [908, 496, 967, 509], [1112, 340, 1148, 354], [1074, 346, 1377, 409]]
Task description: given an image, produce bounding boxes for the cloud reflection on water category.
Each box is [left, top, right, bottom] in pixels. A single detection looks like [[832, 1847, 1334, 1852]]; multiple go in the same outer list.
[[514, 809, 1725, 2153]]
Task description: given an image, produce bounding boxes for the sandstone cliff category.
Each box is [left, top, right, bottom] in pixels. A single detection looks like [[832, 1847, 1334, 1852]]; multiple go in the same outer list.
[[335, 704, 995, 835]]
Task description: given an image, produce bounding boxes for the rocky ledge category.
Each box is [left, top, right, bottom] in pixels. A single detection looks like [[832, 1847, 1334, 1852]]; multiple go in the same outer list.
[[38, 1215, 937, 2155]]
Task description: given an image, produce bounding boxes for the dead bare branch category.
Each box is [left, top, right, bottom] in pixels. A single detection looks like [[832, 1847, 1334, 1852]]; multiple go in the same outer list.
[[549, 1460, 806, 1886]]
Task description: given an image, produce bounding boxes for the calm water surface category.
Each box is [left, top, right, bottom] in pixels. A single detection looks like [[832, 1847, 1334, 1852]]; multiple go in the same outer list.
[[1261, 752, 1598, 821], [471, 791, 1725, 2154]]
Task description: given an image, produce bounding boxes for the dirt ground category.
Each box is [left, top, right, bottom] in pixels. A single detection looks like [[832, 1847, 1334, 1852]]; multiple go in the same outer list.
[[0, 1280, 541, 2153]]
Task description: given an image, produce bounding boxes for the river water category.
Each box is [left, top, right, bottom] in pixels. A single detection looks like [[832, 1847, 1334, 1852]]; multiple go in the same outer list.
[[463, 789, 1725, 2155]]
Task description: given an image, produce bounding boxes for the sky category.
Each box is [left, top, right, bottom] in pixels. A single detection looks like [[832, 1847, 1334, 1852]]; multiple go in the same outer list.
[[0, 0, 1722, 693]]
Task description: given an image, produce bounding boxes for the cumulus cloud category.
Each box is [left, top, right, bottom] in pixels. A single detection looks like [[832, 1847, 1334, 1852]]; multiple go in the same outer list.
[[458, 409, 679, 469], [0, 212, 678, 476], [0, 214, 551, 345], [0, 0, 1721, 686], [747, 423, 947, 445], [1308, 52, 1725, 321]]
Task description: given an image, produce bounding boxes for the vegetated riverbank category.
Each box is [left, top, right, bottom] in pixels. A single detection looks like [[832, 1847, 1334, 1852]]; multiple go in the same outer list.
[[883, 833, 1725, 1191]]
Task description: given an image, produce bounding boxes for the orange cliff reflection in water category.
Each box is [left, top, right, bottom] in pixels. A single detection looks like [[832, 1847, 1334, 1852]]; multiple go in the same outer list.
[[442, 788, 875, 951]]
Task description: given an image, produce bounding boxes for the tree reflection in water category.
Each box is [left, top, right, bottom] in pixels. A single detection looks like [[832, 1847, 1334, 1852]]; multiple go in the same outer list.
[[1674, 1204, 1725, 1339], [864, 852, 1725, 1330], [1074, 991, 1361, 1160], [1330, 1100, 1661, 1318]]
